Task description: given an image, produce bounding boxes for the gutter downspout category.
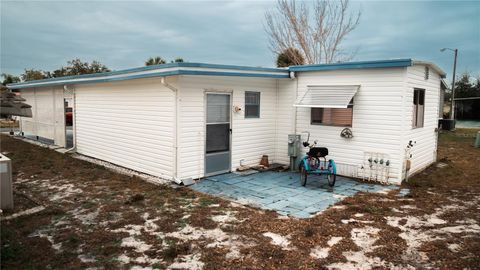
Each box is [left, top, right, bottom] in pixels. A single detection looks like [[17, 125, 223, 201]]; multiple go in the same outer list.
[[160, 77, 182, 184], [292, 72, 298, 135], [64, 85, 77, 153]]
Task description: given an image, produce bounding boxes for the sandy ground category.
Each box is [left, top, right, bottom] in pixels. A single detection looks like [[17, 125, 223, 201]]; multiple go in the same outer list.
[[1, 130, 479, 269]]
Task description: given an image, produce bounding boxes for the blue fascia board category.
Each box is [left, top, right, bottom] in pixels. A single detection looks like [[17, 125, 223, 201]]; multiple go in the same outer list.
[[7, 62, 289, 89], [178, 70, 289, 78], [8, 69, 289, 89], [289, 59, 413, 72], [177, 62, 287, 73]]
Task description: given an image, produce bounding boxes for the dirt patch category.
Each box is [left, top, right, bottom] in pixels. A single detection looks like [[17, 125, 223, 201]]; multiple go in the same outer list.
[[1, 131, 480, 269]]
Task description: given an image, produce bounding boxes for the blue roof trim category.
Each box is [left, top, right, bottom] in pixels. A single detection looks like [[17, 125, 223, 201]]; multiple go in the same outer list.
[[7, 62, 288, 89], [175, 62, 287, 73], [289, 59, 413, 72], [8, 70, 289, 89], [7, 58, 423, 89], [178, 70, 289, 78]]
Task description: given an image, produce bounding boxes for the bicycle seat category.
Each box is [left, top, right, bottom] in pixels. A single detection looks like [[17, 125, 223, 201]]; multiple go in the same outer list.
[[307, 147, 328, 158]]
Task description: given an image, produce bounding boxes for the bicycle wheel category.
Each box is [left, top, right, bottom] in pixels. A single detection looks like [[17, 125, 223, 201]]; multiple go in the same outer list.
[[327, 173, 336, 187], [300, 164, 308, 186], [327, 161, 336, 187]]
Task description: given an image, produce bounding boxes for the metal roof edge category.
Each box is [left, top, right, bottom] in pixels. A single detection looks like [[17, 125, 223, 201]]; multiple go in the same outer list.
[[411, 60, 447, 78], [8, 69, 290, 89], [7, 62, 289, 89], [288, 59, 413, 72]]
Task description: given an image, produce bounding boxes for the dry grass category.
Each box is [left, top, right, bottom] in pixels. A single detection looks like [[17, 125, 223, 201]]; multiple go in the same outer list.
[[1, 131, 479, 270]]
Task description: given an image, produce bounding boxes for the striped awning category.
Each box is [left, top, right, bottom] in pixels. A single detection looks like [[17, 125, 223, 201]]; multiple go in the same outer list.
[[294, 85, 359, 108]]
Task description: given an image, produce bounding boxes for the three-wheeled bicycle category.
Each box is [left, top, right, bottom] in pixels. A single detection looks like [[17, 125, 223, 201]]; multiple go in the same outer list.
[[298, 132, 337, 187]]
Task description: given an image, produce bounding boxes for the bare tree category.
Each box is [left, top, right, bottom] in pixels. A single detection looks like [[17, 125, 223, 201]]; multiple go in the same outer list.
[[265, 0, 361, 64]]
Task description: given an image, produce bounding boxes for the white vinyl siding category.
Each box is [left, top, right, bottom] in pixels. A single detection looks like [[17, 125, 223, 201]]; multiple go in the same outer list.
[[295, 68, 406, 183], [74, 78, 175, 180], [405, 65, 441, 176], [177, 75, 278, 180], [274, 79, 296, 165]]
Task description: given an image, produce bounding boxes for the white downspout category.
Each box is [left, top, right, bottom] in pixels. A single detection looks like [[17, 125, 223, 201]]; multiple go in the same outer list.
[[64, 85, 77, 153], [293, 73, 298, 134], [160, 77, 182, 184]]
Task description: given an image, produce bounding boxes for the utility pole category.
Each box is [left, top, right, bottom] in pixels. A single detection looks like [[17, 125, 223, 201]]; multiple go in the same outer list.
[[450, 49, 458, 120], [441, 48, 458, 121]]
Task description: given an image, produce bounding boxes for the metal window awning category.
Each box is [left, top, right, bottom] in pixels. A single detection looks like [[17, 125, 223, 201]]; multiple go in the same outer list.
[[294, 85, 359, 108]]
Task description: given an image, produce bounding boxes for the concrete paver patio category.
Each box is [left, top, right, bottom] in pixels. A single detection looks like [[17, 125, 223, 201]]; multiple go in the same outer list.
[[191, 171, 399, 218]]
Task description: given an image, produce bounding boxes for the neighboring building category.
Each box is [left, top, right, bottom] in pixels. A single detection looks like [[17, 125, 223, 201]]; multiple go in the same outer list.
[[8, 59, 446, 185]]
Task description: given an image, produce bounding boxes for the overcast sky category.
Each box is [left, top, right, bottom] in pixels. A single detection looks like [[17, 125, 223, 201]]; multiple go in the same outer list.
[[1, 0, 479, 79]]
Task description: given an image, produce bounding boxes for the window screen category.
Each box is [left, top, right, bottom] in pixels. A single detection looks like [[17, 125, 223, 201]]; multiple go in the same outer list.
[[206, 124, 230, 153], [311, 99, 353, 126], [245, 91, 260, 118], [207, 94, 230, 123], [412, 88, 425, 128]]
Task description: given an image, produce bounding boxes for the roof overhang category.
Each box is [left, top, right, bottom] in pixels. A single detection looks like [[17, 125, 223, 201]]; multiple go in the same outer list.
[[440, 79, 450, 90], [412, 60, 447, 78], [7, 63, 290, 89], [289, 59, 413, 72], [294, 85, 359, 108], [289, 59, 447, 79]]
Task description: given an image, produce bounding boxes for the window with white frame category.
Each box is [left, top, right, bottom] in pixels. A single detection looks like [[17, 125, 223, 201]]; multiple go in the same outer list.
[[412, 88, 425, 128], [311, 98, 354, 127], [245, 91, 260, 118]]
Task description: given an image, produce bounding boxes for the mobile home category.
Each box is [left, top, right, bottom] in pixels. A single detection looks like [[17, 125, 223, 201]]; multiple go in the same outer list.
[[8, 59, 446, 184]]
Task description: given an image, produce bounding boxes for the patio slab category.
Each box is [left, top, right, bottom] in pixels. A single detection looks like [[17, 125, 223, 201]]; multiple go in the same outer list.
[[191, 171, 399, 218]]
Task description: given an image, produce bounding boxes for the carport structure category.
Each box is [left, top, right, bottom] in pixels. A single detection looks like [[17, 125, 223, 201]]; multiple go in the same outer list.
[[17, 86, 73, 147]]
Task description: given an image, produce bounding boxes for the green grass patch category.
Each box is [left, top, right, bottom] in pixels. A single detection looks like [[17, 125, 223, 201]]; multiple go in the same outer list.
[[198, 197, 216, 207], [162, 238, 191, 261], [439, 128, 480, 143], [82, 201, 97, 209]]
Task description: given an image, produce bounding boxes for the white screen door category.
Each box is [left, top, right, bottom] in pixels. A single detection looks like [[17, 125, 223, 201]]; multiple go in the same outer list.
[[205, 93, 231, 176]]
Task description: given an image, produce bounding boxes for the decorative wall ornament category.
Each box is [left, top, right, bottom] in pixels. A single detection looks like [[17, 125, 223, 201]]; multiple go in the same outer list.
[[340, 127, 353, 138]]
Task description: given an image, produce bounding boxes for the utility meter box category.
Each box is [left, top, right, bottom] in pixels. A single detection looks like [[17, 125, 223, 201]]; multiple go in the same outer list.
[[288, 134, 301, 157], [0, 153, 13, 210]]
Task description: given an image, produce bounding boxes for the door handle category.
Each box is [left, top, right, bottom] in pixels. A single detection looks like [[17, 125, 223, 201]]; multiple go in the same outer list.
[[229, 128, 232, 133]]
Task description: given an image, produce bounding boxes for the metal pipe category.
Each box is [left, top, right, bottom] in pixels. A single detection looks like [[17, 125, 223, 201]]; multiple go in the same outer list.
[[451, 49, 458, 121], [441, 48, 458, 121], [160, 77, 182, 184]]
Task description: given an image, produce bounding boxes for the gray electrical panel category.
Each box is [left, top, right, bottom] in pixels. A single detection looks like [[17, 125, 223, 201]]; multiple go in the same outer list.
[[288, 134, 301, 157], [0, 153, 13, 210]]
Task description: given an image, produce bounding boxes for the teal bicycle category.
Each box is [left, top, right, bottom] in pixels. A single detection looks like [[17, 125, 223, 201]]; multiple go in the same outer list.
[[299, 133, 337, 187]]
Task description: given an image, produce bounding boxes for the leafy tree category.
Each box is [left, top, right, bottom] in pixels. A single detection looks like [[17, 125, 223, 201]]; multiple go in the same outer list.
[[1, 73, 20, 85], [172, 58, 184, 63], [20, 59, 110, 81], [276, 48, 305, 67], [454, 73, 479, 98], [59, 59, 110, 76], [145, 57, 167, 66], [448, 72, 480, 120], [21, 69, 48, 81]]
